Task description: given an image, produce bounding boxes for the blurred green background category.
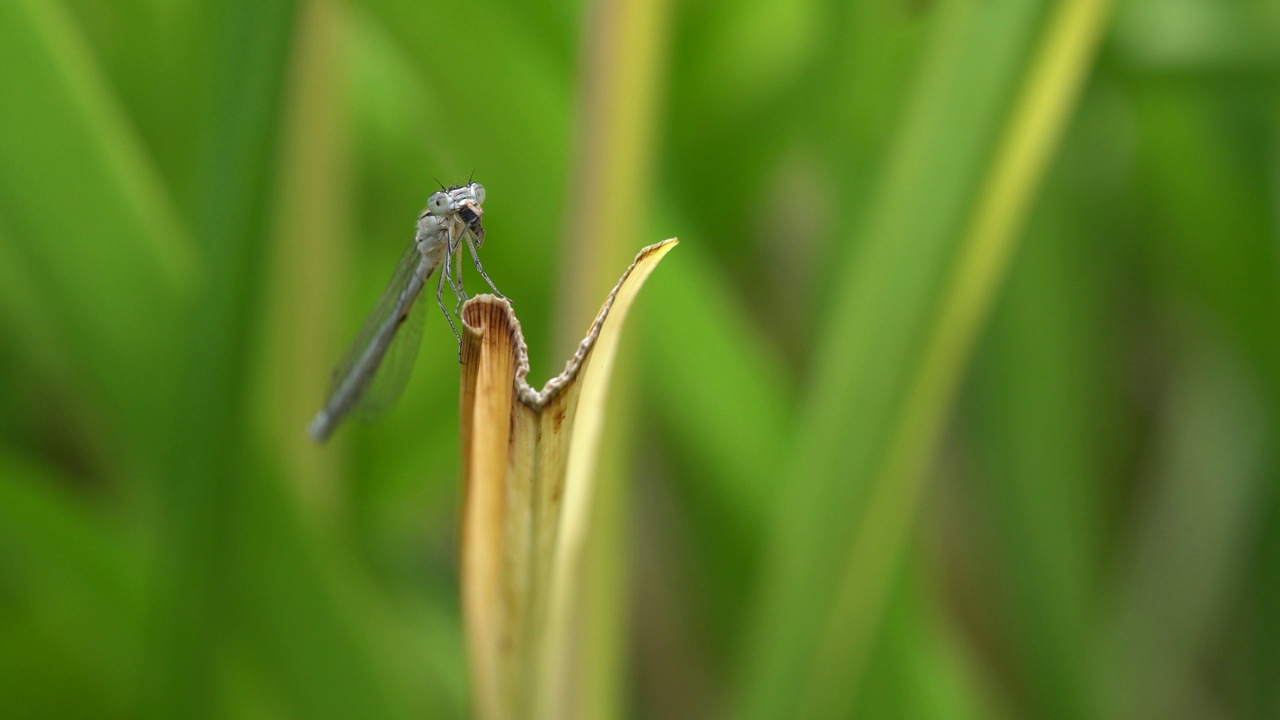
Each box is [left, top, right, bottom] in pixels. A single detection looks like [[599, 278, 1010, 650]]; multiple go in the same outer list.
[[1, 0, 1278, 718]]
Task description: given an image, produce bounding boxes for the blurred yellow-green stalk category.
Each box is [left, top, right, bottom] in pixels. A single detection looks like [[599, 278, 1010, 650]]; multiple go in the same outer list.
[[1, 0, 1277, 719]]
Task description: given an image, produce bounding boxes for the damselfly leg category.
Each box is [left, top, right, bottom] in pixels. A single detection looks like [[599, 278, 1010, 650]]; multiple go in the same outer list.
[[435, 253, 464, 361], [464, 232, 505, 300]]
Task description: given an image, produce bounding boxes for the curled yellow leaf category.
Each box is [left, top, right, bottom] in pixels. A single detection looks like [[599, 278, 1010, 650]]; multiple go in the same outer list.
[[458, 238, 676, 720]]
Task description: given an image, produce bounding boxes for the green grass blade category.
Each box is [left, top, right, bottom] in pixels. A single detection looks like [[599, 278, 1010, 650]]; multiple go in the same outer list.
[[0, 0, 193, 454], [735, 1, 1114, 716], [142, 2, 298, 717], [968, 212, 1110, 720], [0, 452, 144, 718], [1098, 338, 1268, 719]]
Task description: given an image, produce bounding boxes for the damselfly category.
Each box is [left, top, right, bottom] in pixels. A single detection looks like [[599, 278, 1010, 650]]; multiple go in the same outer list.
[[308, 182, 502, 442]]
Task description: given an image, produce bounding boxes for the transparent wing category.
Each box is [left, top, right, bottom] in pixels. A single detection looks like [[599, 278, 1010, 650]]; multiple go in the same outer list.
[[353, 261, 430, 422], [324, 242, 426, 421]]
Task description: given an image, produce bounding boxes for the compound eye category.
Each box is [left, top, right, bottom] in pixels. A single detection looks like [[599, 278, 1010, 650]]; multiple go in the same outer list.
[[427, 191, 450, 215], [471, 183, 486, 204]]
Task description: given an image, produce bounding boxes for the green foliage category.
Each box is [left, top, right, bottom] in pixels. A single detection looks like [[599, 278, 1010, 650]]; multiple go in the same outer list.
[[0, 0, 1276, 718]]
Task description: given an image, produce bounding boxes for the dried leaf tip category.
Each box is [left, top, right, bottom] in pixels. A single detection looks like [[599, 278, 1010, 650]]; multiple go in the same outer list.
[[456, 238, 676, 720]]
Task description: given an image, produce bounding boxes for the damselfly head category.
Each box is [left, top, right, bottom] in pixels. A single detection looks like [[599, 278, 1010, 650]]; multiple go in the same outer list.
[[424, 182, 486, 216], [420, 182, 486, 244]]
